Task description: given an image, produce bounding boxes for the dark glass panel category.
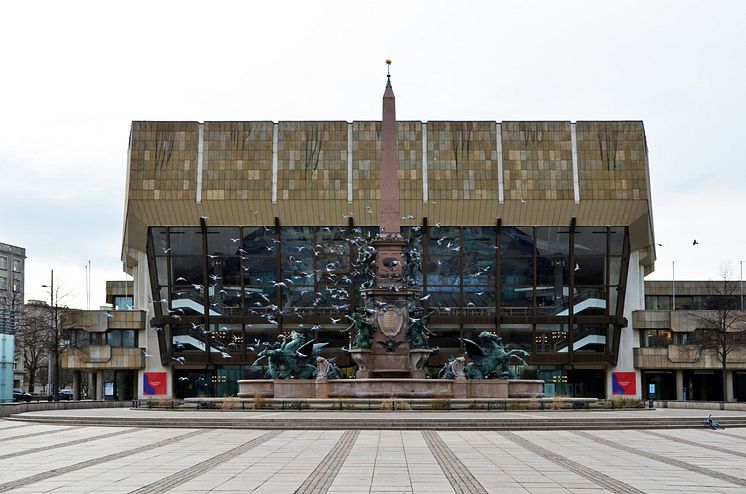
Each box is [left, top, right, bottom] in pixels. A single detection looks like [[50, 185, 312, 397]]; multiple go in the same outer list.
[[169, 228, 203, 256], [535, 227, 570, 256], [156, 257, 169, 286], [573, 324, 608, 353], [609, 227, 626, 255], [573, 256, 605, 285], [463, 257, 495, 286], [283, 285, 316, 308], [497, 324, 532, 352], [500, 227, 534, 257], [107, 330, 122, 347], [428, 287, 461, 307], [501, 257, 534, 285], [240, 226, 275, 255], [535, 323, 569, 353], [572, 287, 606, 316], [172, 324, 207, 353], [428, 330, 461, 349], [427, 257, 461, 286], [206, 227, 241, 256], [210, 323, 243, 356], [464, 226, 497, 254], [609, 256, 622, 286], [463, 287, 495, 307], [501, 286, 533, 313], [243, 257, 276, 286], [150, 227, 169, 255], [171, 255, 204, 287], [427, 226, 462, 256], [536, 256, 569, 286], [574, 227, 607, 256]]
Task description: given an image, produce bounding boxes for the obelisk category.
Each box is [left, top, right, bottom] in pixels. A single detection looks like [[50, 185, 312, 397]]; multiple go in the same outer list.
[[379, 60, 400, 238]]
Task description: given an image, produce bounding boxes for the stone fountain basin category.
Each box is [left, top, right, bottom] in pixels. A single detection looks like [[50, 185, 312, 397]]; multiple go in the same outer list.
[[238, 379, 543, 399]]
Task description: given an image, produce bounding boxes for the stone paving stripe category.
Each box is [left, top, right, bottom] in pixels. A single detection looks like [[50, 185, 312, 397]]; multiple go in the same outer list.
[[708, 430, 746, 442], [502, 431, 644, 494], [0, 423, 35, 432], [130, 430, 282, 494], [294, 430, 359, 494], [422, 430, 488, 494], [0, 426, 79, 442], [0, 427, 143, 460], [642, 430, 746, 459], [575, 431, 746, 488], [0, 429, 208, 493]]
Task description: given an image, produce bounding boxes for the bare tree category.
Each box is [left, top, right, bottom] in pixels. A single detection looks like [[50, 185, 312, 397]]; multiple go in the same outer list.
[[689, 267, 746, 406], [15, 307, 50, 393]]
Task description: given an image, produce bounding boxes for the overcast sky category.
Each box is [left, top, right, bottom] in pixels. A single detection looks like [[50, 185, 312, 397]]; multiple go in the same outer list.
[[1, 1, 744, 310]]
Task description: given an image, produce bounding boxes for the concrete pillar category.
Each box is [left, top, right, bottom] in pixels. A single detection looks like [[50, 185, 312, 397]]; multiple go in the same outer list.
[[89, 371, 96, 399], [676, 370, 684, 401], [96, 370, 104, 400], [72, 371, 80, 400], [726, 370, 734, 402]]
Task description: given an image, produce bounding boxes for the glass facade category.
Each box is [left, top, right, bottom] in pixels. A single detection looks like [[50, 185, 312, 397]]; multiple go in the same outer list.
[[147, 224, 630, 396]]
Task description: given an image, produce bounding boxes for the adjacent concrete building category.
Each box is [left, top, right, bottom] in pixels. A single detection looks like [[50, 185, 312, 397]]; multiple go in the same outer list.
[[61, 281, 146, 400], [635, 280, 746, 402]]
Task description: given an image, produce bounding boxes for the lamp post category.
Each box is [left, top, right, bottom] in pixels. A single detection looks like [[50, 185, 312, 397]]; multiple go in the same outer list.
[[41, 269, 59, 401], [738, 261, 743, 311]]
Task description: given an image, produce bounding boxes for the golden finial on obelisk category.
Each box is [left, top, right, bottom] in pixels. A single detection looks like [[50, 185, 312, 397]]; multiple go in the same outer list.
[[386, 59, 392, 87]]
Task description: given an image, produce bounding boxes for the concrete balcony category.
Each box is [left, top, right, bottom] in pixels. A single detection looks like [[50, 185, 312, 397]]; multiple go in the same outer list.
[[62, 346, 146, 370], [67, 309, 145, 332], [634, 345, 746, 370], [633, 309, 746, 332]]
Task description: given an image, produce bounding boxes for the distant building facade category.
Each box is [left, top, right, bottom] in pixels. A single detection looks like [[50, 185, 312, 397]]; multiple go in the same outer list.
[[0, 242, 25, 399]]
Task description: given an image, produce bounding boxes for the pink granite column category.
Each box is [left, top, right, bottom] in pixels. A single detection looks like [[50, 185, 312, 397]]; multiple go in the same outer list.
[[379, 78, 400, 236]]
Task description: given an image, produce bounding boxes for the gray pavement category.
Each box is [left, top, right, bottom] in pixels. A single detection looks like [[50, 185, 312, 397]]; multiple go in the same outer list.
[[1, 409, 745, 493]]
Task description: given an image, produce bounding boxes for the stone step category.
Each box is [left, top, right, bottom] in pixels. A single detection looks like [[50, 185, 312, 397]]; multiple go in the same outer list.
[[8, 414, 746, 430]]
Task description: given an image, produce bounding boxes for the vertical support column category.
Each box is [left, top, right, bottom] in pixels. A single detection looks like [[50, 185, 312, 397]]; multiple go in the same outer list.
[[726, 370, 734, 402], [196, 123, 204, 203], [96, 370, 104, 400], [422, 122, 429, 204], [571, 122, 580, 204], [347, 123, 353, 204], [72, 371, 80, 400], [88, 371, 95, 400], [568, 218, 577, 358], [676, 370, 684, 400], [496, 122, 504, 204], [200, 216, 212, 365], [271, 122, 279, 204]]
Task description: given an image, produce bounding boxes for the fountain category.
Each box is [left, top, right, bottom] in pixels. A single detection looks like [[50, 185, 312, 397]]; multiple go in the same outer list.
[[237, 62, 543, 403]]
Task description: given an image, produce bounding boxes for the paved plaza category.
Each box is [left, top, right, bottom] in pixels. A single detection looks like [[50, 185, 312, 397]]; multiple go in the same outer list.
[[2, 409, 746, 493]]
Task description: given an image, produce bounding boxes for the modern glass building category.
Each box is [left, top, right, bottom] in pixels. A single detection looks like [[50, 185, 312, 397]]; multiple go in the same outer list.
[[122, 88, 655, 399]]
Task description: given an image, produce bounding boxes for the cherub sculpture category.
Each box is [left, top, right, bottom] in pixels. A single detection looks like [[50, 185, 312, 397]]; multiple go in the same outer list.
[[341, 312, 377, 349]]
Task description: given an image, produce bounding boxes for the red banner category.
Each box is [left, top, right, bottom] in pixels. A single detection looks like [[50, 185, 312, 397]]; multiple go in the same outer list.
[[612, 372, 636, 395], [143, 372, 167, 395]]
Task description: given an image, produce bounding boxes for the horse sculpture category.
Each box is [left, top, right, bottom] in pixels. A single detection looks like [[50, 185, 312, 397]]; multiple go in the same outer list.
[[460, 331, 529, 379], [252, 331, 330, 379]]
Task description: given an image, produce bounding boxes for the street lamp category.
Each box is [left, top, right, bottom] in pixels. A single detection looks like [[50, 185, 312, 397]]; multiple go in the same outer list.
[[41, 269, 59, 401]]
